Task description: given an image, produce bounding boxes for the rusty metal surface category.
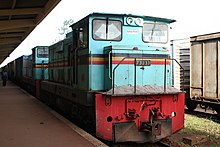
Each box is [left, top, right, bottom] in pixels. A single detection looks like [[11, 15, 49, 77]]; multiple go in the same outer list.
[[113, 119, 172, 143], [0, 81, 96, 147], [113, 121, 146, 143], [190, 42, 203, 98], [105, 85, 181, 96], [204, 41, 217, 98]]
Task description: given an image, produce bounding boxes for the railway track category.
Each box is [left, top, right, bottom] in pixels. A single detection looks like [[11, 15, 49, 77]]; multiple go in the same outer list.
[[185, 108, 220, 123], [109, 141, 171, 147], [156, 141, 172, 147]]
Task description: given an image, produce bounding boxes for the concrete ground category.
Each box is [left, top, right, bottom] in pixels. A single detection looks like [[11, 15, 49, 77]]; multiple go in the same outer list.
[[0, 81, 107, 147]]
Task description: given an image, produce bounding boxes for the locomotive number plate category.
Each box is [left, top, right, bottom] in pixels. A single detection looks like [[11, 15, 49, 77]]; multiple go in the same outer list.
[[135, 60, 151, 66]]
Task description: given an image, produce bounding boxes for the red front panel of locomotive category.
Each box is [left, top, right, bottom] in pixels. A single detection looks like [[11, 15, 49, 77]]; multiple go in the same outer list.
[[95, 93, 185, 142]]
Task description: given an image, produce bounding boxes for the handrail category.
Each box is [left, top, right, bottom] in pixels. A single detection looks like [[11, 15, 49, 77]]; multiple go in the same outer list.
[[89, 51, 92, 90], [41, 60, 45, 80], [164, 59, 167, 92], [134, 58, 137, 94], [112, 57, 138, 95], [112, 57, 127, 94], [171, 58, 185, 92], [108, 51, 112, 79], [111, 57, 185, 95], [74, 48, 79, 84]]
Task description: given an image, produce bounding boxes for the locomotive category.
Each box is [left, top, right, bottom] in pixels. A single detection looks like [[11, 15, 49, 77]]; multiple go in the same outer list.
[[9, 13, 185, 143], [8, 46, 49, 98]]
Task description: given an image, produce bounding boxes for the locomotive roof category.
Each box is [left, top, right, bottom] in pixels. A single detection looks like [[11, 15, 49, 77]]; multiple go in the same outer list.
[[92, 13, 176, 23], [31, 46, 48, 49], [70, 12, 176, 28]]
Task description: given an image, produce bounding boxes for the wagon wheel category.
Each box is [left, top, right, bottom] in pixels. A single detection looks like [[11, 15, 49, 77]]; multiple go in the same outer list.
[[215, 109, 220, 118], [186, 100, 197, 111]]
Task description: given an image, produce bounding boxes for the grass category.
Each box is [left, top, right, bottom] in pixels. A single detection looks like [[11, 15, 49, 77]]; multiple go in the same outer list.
[[179, 114, 220, 145], [184, 114, 220, 136]]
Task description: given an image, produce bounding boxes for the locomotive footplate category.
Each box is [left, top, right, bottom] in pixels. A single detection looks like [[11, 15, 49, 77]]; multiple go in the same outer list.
[[113, 119, 172, 143]]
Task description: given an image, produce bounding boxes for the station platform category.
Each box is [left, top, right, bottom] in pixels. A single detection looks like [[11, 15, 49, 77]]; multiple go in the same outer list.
[[0, 80, 107, 147]]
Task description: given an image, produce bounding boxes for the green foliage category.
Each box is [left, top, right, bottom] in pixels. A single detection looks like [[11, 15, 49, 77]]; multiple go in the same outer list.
[[58, 19, 74, 36], [53, 19, 74, 43]]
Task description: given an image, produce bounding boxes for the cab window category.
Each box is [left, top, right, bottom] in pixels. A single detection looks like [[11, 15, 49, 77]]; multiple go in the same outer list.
[[143, 22, 168, 43], [37, 47, 48, 58], [93, 19, 122, 41]]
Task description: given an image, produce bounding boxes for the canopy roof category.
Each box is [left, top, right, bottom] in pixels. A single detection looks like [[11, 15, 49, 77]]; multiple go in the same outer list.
[[0, 0, 61, 64]]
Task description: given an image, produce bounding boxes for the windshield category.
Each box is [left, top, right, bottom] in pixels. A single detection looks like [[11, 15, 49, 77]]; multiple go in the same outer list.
[[93, 19, 122, 41], [37, 47, 48, 58], [143, 22, 168, 43]]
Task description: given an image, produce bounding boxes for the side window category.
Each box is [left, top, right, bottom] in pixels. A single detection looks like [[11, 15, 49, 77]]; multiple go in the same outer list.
[[93, 19, 122, 41]]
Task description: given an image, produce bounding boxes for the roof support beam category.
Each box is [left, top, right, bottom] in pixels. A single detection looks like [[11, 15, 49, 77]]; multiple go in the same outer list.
[[0, 8, 43, 16], [0, 52, 7, 55], [0, 38, 21, 45], [0, 19, 36, 31], [35, 0, 61, 24], [0, 50, 13, 54], [0, 49, 13, 53], [0, 46, 16, 52], [0, 44, 17, 47], [9, 0, 17, 19], [0, 28, 28, 33], [0, 47, 15, 51], [0, 33, 24, 38]]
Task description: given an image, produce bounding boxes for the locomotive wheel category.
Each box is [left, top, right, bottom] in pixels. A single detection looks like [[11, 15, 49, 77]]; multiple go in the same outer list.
[[186, 100, 197, 111]]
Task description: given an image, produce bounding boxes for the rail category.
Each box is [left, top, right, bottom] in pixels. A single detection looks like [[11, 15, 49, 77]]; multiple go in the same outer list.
[[112, 57, 185, 95]]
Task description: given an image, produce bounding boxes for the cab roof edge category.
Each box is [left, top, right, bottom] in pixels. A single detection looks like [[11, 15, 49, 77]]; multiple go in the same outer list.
[[91, 12, 176, 23]]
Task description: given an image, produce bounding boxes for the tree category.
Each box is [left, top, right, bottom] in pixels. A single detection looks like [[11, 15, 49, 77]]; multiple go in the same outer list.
[[58, 19, 74, 36], [53, 19, 74, 43]]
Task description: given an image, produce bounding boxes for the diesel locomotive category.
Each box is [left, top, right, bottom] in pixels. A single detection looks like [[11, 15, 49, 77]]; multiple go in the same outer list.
[[8, 13, 185, 143], [6, 46, 48, 98]]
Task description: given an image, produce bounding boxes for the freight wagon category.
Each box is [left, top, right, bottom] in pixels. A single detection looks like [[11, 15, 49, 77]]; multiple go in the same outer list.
[[189, 32, 220, 115]]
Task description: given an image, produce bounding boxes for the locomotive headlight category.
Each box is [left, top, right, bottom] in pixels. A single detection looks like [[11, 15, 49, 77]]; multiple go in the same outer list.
[[171, 112, 176, 117], [126, 17, 133, 25], [135, 18, 143, 26]]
